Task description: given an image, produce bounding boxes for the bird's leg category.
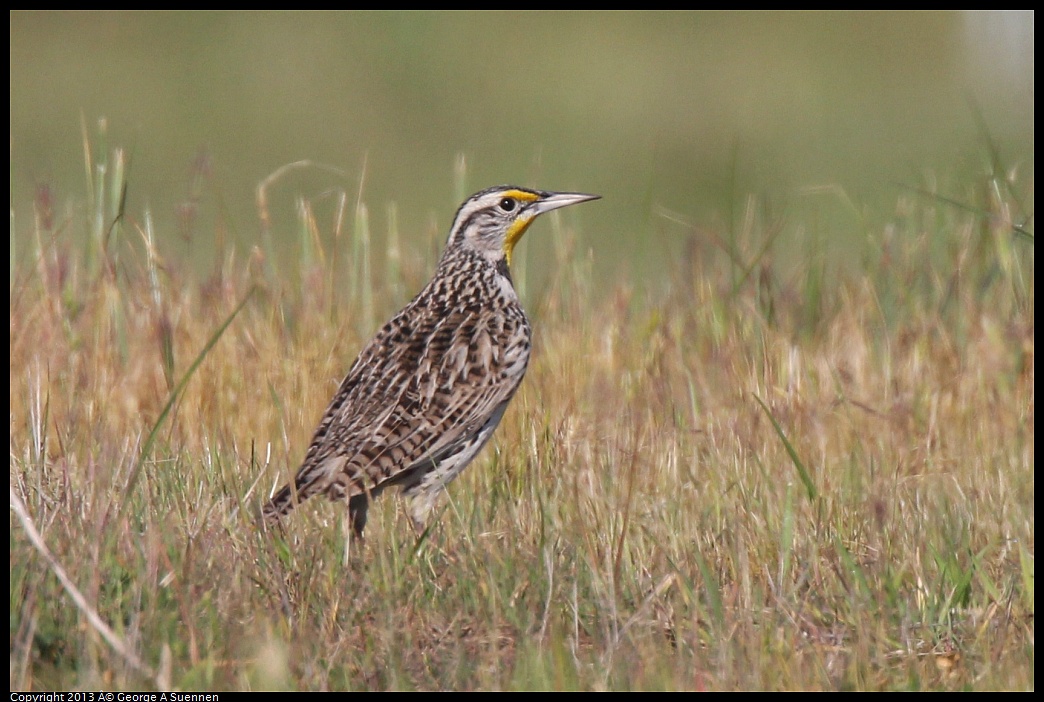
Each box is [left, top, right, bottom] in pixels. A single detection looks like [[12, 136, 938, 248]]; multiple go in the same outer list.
[[348, 494, 369, 539], [410, 514, 427, 536], [407, 491, 440, 537]]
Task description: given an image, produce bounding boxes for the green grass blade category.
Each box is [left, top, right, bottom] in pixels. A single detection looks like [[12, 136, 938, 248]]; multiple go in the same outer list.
[[118, 287, 255, 522], [753, 393, 818, 502], [692, 547, 725, 630]]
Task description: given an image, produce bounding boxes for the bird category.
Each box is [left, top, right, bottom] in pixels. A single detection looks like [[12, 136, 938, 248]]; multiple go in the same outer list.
[[262, 185, 600, 538]]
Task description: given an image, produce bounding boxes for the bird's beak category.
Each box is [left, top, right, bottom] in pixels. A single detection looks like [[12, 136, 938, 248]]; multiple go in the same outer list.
[[529, 191, 601, 217]]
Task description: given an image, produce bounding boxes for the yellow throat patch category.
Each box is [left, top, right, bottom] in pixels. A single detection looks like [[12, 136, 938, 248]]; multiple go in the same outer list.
[[501, 190, 541, 268]]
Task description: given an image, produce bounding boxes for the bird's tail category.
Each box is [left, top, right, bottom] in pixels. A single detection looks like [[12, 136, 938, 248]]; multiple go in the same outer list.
[[262, 482, 300, 521], [262, 459, 341, 522]]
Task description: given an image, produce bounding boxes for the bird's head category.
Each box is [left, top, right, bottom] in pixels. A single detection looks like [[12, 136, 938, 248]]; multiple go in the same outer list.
[[447, 186, 600, 268]]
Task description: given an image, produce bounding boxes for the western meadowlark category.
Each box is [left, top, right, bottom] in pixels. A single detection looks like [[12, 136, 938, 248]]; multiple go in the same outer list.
[[262, 185, 599, 537]]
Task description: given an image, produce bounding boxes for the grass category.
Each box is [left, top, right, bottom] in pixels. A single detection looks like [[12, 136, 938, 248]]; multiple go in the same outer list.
[[9, 132, 1034, 691]]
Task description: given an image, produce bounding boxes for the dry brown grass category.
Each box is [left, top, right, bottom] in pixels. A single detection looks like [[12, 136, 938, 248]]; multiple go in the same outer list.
[[10, 146, 1033, 690]]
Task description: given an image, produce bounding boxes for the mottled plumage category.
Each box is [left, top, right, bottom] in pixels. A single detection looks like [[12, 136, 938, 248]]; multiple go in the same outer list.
[[262, 185, 599, 536]]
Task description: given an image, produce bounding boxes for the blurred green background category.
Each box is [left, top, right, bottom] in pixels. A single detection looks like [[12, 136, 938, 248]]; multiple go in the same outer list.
[[9, 11, 1034, 282]]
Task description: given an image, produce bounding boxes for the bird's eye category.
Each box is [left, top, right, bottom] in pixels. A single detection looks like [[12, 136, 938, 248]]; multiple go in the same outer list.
[[498, 197, 516, 212]]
